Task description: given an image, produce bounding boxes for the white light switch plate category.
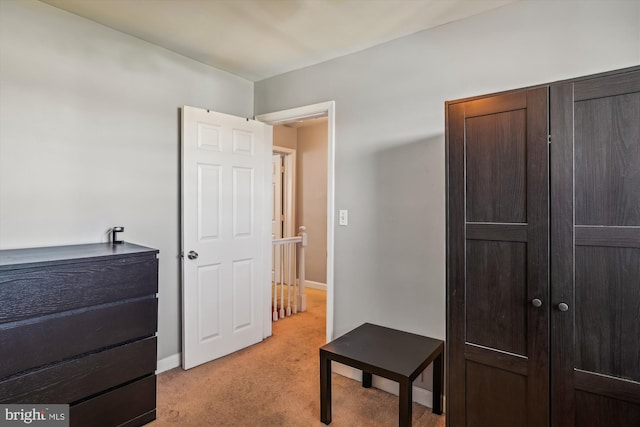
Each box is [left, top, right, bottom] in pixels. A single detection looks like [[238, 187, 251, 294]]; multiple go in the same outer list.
[[339, 210, 348, 226]]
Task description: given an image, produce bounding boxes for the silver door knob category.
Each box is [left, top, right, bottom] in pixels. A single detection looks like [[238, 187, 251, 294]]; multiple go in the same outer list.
[[531, 298, 543, 308], [557, 302, 569, 312], [187, 250, 199, 260]]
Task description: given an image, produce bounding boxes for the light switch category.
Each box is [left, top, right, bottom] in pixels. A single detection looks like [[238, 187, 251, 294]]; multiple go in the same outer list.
[[339, 210, 348, 226]]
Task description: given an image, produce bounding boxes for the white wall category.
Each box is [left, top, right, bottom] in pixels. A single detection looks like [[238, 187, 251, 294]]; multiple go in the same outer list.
[[0, 0, 254, 360], [255, 0, 640, 348]]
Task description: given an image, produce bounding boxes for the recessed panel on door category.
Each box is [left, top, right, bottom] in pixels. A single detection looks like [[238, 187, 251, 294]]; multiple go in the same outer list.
[[233, 167, 254, 238], [466, 361, 527, 427], [232, 259, 254, 331], [466, 240, 527, 356], [575, 391, 640, 426], [466, 110, 527, 223], [197, 123, 222, 151], [575, 246, 640, 381], [198, 264, 221, 343], [232, 129, 254, 156], [574, 92, 640, 226], [198, 164, 222, 241]]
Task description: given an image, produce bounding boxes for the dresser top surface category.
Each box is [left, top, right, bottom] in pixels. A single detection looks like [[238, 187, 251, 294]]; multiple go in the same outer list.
[[0, 242, 158, 271]]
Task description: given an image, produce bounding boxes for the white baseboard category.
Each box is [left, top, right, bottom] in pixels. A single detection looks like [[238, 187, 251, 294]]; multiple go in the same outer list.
[[332, 363, 446, 412], [304, 280, 326, 290], [156, 353, 181, 374]]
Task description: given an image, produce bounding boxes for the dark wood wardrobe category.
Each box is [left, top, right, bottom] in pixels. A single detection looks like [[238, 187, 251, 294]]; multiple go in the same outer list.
[[446, 66, 640, 426]]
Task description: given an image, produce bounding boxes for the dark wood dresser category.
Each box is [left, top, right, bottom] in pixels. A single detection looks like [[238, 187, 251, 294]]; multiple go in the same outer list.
[[0, 242, 159, 427]]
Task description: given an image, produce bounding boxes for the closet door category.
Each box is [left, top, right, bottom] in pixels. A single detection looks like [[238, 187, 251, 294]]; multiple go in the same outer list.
[[446, 87, 549, 427], [551, 71, 640, 426]]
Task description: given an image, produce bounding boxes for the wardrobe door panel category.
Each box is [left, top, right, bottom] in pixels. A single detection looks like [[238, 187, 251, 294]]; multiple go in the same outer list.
[[466, 240, 527, 356], [466, 110, 527, 223], [446, 87, 549, 427], [575, 246, 640, 381], [551, 70, 640, 426], [574, 92, 640, 226], [466, 361, 527, 427], [575, 391, 640, 427]]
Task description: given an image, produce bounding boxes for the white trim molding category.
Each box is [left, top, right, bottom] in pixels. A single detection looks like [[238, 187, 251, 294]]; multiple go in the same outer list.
[[156, 353, 182, 374], [305, 280, 327, 291]]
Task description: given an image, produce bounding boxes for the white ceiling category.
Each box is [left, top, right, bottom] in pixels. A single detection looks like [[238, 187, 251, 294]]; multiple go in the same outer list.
[[40, 0, 519, 82]]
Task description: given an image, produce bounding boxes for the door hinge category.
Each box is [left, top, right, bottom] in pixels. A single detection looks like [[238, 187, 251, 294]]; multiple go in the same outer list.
[[548, 134, 551, 144]]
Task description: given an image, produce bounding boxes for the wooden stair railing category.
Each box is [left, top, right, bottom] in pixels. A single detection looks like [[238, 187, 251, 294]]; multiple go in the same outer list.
[[271, 226, 307, 321]]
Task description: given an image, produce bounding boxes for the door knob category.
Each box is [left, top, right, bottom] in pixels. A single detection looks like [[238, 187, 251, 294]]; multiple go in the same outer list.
[[531, 298, 543, 308], [557, 302, 569, 312], [187, 250, 199, 260]]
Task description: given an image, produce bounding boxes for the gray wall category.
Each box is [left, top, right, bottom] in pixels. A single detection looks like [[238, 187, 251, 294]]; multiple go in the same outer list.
[[255, 0, 640, 342], [0, 0, 254, 360]]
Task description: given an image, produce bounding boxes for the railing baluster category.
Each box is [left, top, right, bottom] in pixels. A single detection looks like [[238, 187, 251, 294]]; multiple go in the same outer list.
[[293, 243, 298, 315], [279, 244, 285, 319], [286, 243, 292, 316], [272, 241, 278, 321], [271, 228, 307, 322], [298, 226, 307, 312]]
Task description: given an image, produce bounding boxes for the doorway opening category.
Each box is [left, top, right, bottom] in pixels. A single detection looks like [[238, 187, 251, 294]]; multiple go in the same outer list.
[[257, 101, 336, 343]]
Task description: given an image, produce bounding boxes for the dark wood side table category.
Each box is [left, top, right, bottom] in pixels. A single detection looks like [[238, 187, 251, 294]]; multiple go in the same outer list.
[[319, 323, 444, 427]]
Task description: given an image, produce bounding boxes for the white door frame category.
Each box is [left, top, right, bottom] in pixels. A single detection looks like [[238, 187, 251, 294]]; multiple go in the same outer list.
[[256, 101, 335, 343], [273, 146, 296, 238]]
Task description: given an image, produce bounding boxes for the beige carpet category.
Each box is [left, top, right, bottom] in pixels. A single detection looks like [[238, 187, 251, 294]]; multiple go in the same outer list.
[[153, 288, 446, 426]]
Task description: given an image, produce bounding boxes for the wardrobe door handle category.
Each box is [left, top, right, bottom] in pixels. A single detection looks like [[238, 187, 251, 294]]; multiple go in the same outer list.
[[557, 302, 569, 312], [531, 298, 543, 308]]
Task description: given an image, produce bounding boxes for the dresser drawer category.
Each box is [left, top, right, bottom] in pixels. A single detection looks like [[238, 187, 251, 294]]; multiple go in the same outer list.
[[70, 375, 156, 427], [0, 254, 158, 323], [0, 337, 156, 403], [0, 297, 157, 379]]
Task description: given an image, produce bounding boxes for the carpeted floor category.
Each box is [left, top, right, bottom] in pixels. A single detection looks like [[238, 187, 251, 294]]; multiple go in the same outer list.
[[153, 288, 446, 426]]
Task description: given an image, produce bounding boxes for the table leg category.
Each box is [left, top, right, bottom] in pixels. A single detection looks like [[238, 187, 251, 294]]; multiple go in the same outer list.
[[362, 371, 372, 388], [432, 351, 443, 415], [399, 378, 412, 427], [320, 350, 332, 424]]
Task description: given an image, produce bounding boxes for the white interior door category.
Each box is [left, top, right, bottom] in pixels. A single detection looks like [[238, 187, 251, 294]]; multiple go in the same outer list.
[[272, 154, 283, 284], [272, 154, 283, 239], [273, 147, 297, 239], [181, 106, 272, 370]]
